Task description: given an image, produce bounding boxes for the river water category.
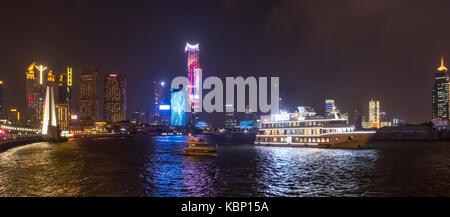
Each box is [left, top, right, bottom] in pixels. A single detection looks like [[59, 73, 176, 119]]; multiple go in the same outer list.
[[0, 135, 448, 196]]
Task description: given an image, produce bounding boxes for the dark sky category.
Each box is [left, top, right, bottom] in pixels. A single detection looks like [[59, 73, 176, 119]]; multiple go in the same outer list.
[[1, 0, 449, 126]]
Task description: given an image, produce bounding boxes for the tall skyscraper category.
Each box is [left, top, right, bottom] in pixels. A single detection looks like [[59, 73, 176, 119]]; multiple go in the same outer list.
[[151, 80, 165, 124], [25, 62, 45, 126], [57, 67, 73, 105], [0, 80, 3, 118], [55, 103, 69, 131], [104, 73, 126, 123], [55, 67, 73, 131], [432, 57, 449, 121], [369, 100, 380, 128], [325, 99, 335, 117], [80, 69, 103, 127], [185, 42, 201, 128]]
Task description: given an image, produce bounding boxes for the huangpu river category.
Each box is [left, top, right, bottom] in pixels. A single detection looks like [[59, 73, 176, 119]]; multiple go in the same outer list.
[[0, 135, 448, 196]]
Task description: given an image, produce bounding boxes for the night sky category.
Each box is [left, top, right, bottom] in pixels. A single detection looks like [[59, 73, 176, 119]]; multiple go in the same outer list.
[[1, 0, 450, 126]]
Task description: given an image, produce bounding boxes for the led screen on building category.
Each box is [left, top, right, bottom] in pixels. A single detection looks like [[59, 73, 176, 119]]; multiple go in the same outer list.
[[170, 90, 186, 126], [239, 120, 256, 129]]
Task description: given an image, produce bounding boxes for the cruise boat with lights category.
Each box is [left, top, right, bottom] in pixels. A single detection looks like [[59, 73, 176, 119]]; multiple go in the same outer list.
[[255, 107, 375, 149], [184, 135, 217, 156]]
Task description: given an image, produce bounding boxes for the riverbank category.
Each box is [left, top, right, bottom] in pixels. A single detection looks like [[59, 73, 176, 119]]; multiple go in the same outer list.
[[0, 136, 44, 153], [372, 125, 450, 141]]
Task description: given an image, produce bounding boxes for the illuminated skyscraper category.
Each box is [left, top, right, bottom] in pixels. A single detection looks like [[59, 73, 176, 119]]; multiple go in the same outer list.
[[80, 69, 103, 127], [57, 67, 72, 104], [185, 43, 201, 128], [0, 80, 3, 118], [104, 73, 126, 123], [55, 67, 73, 131], [151, 80, 165, 124], [432, 57, 449, 121], [25, 62, 43, 126], [325, 99, 335, 117], [369, 100, 380, 128], [55, 103, 69, 131]]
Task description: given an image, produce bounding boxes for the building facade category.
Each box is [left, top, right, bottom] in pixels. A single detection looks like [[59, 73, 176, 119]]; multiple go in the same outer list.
[[55, 67, 73, 131], [432, 57, 449, 121], [80, 69, 103, 127], [55, 103, 69, 131], [25, 62, 45, 126], [225, 104, 238, 129], [0, 80, 3, 118], [185, 43, 201, 128], [151, 81, 165, 124], [368, 100, 380, 128], [104, 73, 126, 123], [325, 99, 335, 117], [131, 110, 147, 124]]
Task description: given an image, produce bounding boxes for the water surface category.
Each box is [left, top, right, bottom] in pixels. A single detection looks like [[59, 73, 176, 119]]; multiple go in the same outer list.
[[0, 135, 448, 196]]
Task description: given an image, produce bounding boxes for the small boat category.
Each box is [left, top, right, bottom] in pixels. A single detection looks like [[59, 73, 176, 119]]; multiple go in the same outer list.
[[184, 137, 217, 156]]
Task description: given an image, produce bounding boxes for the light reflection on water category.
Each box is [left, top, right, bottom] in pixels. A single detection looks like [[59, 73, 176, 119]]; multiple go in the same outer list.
[[0, 136, 448, 197]]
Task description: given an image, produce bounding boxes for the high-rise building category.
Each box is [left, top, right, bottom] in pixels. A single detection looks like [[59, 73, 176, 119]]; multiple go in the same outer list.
[[25, 62, 45, 126], [432, 57, 449, 121], [104, 73, 126, 123], [369, 100, 380, 128], [0, 80, 3, 118], [55, 67, 73, 131], [80, 69, 103, 127], [325, 99, 335, 117], [151, 81, 165, 124], [57, 67, 73, 104], [225, 104, 238, 129], [185, 43, 201, 128], [55, 103, 69, 131]]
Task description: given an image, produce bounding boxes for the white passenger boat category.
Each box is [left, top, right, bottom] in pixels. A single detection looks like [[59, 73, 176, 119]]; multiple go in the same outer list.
[[255, 107, 375, 149]]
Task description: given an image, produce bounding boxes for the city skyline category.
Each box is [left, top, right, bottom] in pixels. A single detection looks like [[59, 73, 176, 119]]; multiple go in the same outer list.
[[1, 1, 450, 125], [1, 50, 449, 127]]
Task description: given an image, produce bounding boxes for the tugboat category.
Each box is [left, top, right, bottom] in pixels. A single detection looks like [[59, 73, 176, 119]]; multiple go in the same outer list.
[[184, 136, 217, 156]]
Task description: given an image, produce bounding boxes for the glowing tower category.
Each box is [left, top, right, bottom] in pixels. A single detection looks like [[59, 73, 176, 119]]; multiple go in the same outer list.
[[185, 42, 201, 128], [369, 100, 380, 128], [25, 62, 45, 126], [104, 73, 126, 123], [432, 57, 449, 121]]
